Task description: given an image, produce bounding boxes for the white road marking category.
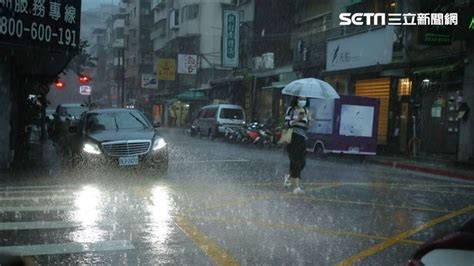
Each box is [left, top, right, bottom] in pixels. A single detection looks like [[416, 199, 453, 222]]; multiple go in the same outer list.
[[0, 189, 75, 195], [0, 195, 74, 201], [0, 221, 79, 231], [0, 185, 77, 191], [171, 159, 249, 164], [0, 240, 135, 256], [0, 205, 74, 212]]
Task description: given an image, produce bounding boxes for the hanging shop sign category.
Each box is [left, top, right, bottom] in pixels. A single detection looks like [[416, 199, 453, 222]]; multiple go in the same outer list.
[[222, 10, 240, 68], [157, 58, 176, 81], [177, 54, 198, 74], [0, 0, 81, 52], [141, 74, 158, 89]]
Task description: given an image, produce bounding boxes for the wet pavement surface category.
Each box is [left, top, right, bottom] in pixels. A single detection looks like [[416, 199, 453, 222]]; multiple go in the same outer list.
[[1, 128, 474, 265]]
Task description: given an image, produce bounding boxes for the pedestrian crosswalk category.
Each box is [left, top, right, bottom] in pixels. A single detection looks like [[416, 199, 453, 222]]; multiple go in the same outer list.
[[0, 184, 135, 260]]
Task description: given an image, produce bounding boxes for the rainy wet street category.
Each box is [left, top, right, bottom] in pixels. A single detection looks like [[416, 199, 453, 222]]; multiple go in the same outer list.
[[0, 128, 473, 265]]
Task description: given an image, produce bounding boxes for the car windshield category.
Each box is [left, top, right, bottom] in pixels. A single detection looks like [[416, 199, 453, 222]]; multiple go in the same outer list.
[[220, 108, 244, 119], [86, 111, 150, 131]]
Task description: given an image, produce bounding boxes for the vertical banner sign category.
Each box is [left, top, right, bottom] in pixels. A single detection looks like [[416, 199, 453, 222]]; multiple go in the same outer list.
[[0, 0, 81, 52], [222, 10, 240, 68], [177, 54, 198, 74], [157, 58, 176, 81]]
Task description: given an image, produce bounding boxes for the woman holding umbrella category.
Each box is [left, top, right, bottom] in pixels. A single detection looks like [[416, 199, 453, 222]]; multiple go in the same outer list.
[[282, 78, 340, 194], [284, 96, 309, 194]]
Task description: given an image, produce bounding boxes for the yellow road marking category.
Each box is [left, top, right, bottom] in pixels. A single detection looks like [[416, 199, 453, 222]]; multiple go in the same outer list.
[[336, 204, 474, 266], [284, 193, 449, 213], [134, 186, 240, 266], [189, 215, 423, 246], [175, 215, 240, 266], [189, 184, 341, 213], [349, 183, 474, 197]]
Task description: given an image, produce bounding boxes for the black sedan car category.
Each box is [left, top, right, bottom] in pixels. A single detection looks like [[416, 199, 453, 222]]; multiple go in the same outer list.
[[68, 109, 168, 170]]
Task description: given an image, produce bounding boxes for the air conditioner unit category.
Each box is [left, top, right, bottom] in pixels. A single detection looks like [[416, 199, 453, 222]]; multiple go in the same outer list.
[[262, 53, 274, 69], [169, 10, 180, 30], [252, 56, 263, 70]]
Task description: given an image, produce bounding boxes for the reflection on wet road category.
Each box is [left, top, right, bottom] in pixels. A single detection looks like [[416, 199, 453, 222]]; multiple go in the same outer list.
[[0, 128, 473, 265]]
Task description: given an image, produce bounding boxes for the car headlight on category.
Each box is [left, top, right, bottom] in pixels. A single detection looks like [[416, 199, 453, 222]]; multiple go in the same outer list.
[[153, 138, 166, 151], [83, 143, 101, 155]]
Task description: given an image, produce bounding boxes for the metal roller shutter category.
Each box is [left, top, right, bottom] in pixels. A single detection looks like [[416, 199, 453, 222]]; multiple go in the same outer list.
[[355, 78, 390, 144]]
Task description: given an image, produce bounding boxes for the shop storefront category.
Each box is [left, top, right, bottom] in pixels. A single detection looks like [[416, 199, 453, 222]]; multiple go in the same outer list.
[[411, 62, 465, 157], [324, 27, 399, 148]]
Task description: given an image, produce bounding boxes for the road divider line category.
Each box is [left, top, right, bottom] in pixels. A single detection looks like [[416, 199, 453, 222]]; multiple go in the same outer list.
[[0, 185, 77, 191], [354, 184, 474, 197], [0, 240, 135, 256], [175, 215, 240, 266], [0, 189, 75, 195], [189, 194, 276, 213], [0, 205, 74, 212], [189, 215, 423, 246], [189, 185, 341, 214], [171, 159, 250, 164], [284, 194, 449, 213], [134, 185, 239, 265], [0, 221, 79, 231], [0, 195, 74, 201], [336, 204, 474, 266]]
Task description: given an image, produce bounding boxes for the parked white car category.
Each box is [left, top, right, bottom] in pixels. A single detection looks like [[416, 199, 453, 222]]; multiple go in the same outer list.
[[192, 104, 246, 139]]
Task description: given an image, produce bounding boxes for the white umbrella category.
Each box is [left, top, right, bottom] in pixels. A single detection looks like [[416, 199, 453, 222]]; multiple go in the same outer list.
[[282, 78, 340, 99]]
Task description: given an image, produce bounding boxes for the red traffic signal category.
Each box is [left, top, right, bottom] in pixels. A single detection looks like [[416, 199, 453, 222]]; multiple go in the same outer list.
[[55, 80, 65, 89], [79, 74, 91, 84]]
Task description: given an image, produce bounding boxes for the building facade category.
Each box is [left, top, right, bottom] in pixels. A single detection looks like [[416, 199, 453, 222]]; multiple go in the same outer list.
[[123, 0, 155, 106]]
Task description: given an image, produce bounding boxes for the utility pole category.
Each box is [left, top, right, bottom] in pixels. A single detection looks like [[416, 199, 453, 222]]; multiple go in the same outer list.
[[120, 48, 125, 107]]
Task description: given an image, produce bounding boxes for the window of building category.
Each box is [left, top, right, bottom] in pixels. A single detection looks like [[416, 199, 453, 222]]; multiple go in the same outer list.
[[115, 28, 124, 39], [398, 78, 413, 96], [189, 4, 199, 19], [181, 4, 199, 22], [157, 19, 166, 36]]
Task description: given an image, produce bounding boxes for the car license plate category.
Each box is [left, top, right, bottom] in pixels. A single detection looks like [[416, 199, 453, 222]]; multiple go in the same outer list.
[[119, 156, 139, 166], [349, 147, 360, 153]]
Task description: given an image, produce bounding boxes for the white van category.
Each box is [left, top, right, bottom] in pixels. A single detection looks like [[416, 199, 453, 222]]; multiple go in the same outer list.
[[192, 104, 246, 139]]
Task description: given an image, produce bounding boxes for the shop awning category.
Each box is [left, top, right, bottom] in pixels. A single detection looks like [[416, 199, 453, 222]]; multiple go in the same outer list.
[[412, 62, 462, 74], [176, 90, 208, 101]]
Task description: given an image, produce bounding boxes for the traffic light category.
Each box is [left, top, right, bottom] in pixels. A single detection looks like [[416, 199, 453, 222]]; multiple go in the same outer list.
[[79, 74, 91, 84], [55, 80, 65, 89]]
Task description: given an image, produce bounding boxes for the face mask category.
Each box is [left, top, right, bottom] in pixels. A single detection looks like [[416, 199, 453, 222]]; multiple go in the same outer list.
[[298, 100, 306, 107]]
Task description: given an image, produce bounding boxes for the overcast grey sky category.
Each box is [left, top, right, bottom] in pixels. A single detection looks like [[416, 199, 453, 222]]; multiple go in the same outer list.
[[82, 0, 119, 10]]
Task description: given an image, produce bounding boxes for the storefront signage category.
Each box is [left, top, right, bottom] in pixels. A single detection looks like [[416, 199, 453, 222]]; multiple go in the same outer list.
[[0, 0, 81, 51], [222, 10, 240, 68], [177, 54, 198, 74], [157, 58, 176, 81], [326, 27, 395, 71], [141, 74, 158, 89], [417, 0, 455, 45]]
